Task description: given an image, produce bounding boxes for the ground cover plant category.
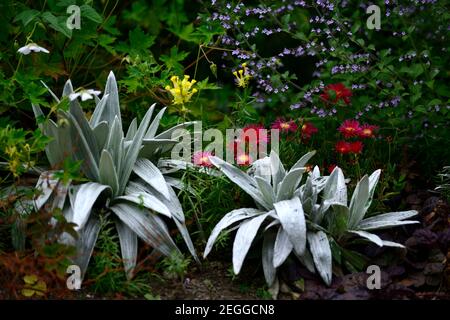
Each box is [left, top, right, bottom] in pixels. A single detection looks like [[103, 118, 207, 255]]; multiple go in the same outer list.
[[0, 0, 449, 300]]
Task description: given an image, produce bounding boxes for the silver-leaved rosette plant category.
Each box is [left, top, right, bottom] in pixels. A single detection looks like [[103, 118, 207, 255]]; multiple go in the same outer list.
[[204, 150, 418, 297], [31, 71, 198, 281]]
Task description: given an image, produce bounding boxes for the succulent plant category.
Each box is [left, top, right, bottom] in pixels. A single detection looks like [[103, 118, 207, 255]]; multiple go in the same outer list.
[[204, 150, 418, 295], [31, 71, 198, 280]]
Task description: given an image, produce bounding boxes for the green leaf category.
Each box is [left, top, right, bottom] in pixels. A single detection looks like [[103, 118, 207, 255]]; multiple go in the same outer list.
[[23, 274, 38, 285], [42, 12, 72, 38], [80, 5, 103, 23], [160, 46, 189, 72], [21, 289, 35, 297], [129, 27, 155, 54], [328, 203, 349, 237], [169, 23, 195, 42], [14, 9, 40, 26], [210, 63, 218, 78], [196, 77, 221, 90], [341, 248, 367, 272]]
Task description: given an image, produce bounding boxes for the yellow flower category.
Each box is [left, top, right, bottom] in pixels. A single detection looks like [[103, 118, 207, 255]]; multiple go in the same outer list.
[[8, 158, 20, 177], [233, 63, 252, 88], [5, 146, 17, 157], [165, 75, 198, 105]]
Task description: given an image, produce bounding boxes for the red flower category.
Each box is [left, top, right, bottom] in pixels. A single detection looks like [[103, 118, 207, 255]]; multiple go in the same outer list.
[[192, 151, 213, 168], [271, 118, 298, 133], [338, 119, 361, 138], [242, 124, 269, 143], [228, 124, 268, 153], [335, 141, 351, 154], [236, 153, 253, 166], [349, 141, 363, 154], [320, 83, 352, 105], [301, 122, 318, 139], [358, 124, 379, 139]]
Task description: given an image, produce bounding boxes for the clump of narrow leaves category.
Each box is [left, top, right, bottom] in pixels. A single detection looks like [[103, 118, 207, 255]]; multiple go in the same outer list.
[[30, 71, 198, 281], [204, 151, 418, 296]]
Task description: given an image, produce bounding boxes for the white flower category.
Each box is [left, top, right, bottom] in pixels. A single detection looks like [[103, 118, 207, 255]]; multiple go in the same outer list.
[[69, 89, 102, 101], [17, 43, 50, 55]]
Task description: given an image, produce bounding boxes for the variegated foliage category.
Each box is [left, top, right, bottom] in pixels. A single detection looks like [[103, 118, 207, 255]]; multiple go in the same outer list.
[[32, 71, 198, 280], [204, 150, 418, 295]]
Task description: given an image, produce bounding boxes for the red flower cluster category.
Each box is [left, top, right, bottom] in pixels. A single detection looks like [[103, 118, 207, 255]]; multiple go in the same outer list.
[[271, 118, 298, 133], [335, 140, 363, 154], [192, 151, 214, 168], [228, 124, 268, 166], [242, 124, 269, 143], [335, 119, 379, 155], [229, 121, 320, 165], [320, 83, 352, 105], [269, 118, 318, 141], [338, 119, 379, 139]]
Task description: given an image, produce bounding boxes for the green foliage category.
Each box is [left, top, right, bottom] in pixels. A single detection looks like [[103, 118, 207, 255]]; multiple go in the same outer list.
[[87, 217, 157, 297], [0, 126, 49, 179], [0, 0, 448, 299], [21, 274, 47, 297], [158, 251, 192, 280], [436, 166, 450, 202]]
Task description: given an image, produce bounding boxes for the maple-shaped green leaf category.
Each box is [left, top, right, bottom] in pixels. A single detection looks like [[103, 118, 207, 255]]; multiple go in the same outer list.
[[80, 5, 103, 24], [14, 9, 40, 27], [159, 46, 189, 73], [129, 27, 156, 54]]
